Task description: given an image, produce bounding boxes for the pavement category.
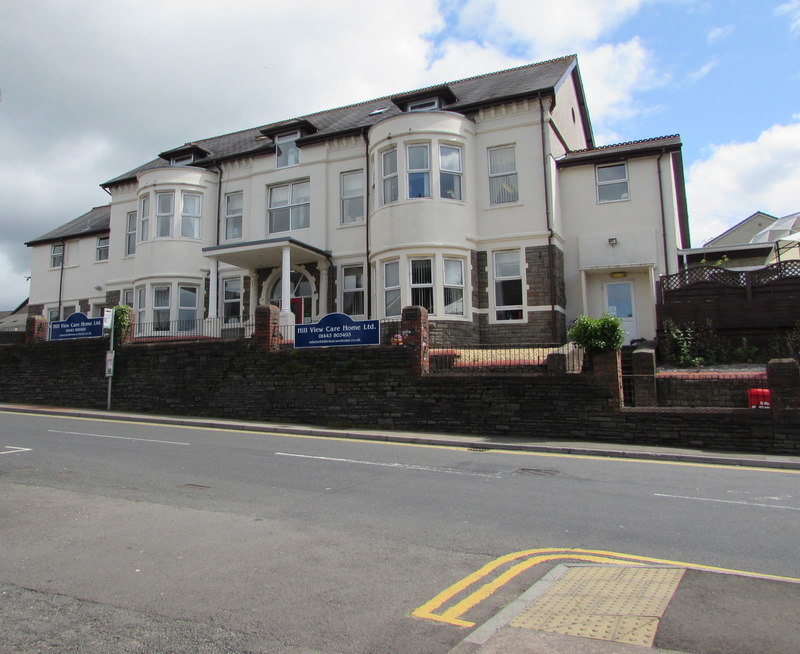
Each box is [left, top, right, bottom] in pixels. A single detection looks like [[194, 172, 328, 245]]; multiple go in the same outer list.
[[2, 402, 800, 654]]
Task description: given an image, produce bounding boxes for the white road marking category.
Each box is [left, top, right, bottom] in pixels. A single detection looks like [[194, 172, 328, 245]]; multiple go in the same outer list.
[[48, 430, 190, 446], [1, 446, 32, 455], [655, 493, 800, 511], [275, 452, 501, 477]]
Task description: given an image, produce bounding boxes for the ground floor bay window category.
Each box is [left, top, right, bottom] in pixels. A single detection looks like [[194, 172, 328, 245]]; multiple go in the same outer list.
[[379, 254, 468, 319]]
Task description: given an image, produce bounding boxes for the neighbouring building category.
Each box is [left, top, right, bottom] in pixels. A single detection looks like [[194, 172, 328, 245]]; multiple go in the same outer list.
[[25, 55, 690, 344]]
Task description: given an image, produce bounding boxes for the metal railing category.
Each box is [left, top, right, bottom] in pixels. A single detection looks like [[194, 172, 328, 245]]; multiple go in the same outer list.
[[130, 317, 257, 342]]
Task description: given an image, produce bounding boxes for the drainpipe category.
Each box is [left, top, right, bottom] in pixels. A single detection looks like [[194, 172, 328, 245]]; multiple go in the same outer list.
[[57, 238, 66, 318], [539, 92, 558, 342], [208, 165, 223, 318], [362, 127, 372, 317], [656, 150, 670, 275]]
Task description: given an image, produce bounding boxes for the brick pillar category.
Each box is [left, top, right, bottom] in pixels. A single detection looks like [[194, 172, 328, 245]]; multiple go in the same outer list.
[[401, 305, 429, 375], [592, 349, 622, 411], [25, 315, 48, 344], [767, 358, 800, 413], [632, 347, 657, 407], [253, 304, 282, 351]]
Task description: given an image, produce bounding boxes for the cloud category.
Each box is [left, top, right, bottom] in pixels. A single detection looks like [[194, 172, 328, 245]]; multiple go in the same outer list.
[[686, 122, 800, 245], [707, 24, 734, 44], [686, 58, 719, 84], [776, 0, 800, 35]]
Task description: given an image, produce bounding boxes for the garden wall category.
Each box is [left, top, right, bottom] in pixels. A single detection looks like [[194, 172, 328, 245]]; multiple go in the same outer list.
[[0, 338, 798, 454]]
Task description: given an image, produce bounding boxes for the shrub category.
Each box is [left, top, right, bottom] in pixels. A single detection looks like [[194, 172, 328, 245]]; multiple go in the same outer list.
[[111, 305, 132, 346], [567, 313, 625, 353]]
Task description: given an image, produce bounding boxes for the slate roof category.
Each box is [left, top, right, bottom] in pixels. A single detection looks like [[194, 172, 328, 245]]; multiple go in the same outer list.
[[26, 204, 111, 246], [103, 55, 587, 187], [556, 135, 683, 167]]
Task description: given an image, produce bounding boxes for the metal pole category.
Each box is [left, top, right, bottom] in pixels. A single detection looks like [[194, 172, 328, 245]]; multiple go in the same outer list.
[[106, 308, 115, 411]]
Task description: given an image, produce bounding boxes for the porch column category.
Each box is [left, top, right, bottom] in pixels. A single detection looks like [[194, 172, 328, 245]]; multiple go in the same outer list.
[[248, 269, 258, 317], [208, 260, 219, 318], [280, 246, 294, 326], [318, 261, 329, 317]]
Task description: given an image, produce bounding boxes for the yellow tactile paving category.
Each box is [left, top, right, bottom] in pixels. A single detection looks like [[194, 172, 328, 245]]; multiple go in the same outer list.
[[510, 566, 685, 647]]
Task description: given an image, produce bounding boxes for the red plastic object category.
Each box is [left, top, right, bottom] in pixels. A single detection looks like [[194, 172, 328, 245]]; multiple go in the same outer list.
[[748, 388, 771, 409]]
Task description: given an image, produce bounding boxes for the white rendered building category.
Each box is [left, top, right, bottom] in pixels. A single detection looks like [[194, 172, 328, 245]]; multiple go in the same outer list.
[[26, 55, 690, 344]]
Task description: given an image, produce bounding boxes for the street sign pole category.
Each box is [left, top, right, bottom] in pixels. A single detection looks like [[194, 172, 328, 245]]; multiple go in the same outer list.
[[105, 308, 115, 411]]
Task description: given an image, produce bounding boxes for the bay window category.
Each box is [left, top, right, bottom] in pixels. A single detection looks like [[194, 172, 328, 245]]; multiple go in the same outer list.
[[494, 250, 523, 320], [440, 145, 462, 200], [126, 211, 136, 255], [181, 193, 202, 239], [269, 180, 310, 233], [178, 285, 198, 330], [410, 258, 434, 312], [153, 286, 170, 331], [407, 144, 430, 198], [382, 149, 398, 204], [384, 261, 401, 317], [139, 196, 150, 241], [156, 192, 174, 238]]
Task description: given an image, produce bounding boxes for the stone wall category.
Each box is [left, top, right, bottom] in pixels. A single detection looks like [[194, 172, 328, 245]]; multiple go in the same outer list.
[[1, 336, 798, 454]]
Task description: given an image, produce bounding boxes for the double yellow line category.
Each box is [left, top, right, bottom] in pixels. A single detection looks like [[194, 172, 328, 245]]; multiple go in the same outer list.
[[412, 547, 800, 627]]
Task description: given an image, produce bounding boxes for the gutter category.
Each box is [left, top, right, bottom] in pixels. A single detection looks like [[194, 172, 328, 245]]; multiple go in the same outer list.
[[362, 127, 372, 317], [656, 149, 671, 275]]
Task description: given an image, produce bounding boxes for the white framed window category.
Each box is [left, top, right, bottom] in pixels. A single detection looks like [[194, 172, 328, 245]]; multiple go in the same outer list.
[[50, 243, 63, 268], [156, 192, 174, 238], [443, 258, 465, 315], [178, 285, 198, 330], [410, 258, 434, 312], [170, 153, 193, 166], [440, 145, 462, 200], [153, 285, 170, 331], [47, 308, 60, 322], [596, 163, 629, 202], [225, 192, 243, 241], [275, 130, 300, 168], [488, 146, 519, 204], [342, 265, 365, 316], [407, 98, 439, 112], [122, 289, 134, 307], [135, 286, 146, 334], [268, 180, 310, 233], [341, 171, 364, 224], [384, 261, 401, 317], [126, 211, 136, 255], [181, 193, 202, 238], [382, 149, 398, 204], [493, 250, 524, 320], [96, 236, 109, 261], [222, 278, 242, 324], [139, 195, 150, 241], [407, 144, 430, 198]]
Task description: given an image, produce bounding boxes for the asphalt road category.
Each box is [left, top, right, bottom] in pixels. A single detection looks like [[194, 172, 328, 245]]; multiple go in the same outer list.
[[1, 410, 798, 652]]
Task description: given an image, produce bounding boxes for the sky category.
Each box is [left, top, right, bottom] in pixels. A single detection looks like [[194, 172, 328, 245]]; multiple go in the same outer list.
[[1, 0, 799, 310]]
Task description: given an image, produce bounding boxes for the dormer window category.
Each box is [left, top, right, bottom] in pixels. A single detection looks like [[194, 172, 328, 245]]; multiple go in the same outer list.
[[276, 130, 300, 168], [170, 153, 194, 166], [407, 98, 440, 112]]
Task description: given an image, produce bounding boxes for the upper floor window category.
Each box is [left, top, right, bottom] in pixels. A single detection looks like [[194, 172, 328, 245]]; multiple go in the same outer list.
[[275, 130, 300, 168], [443, 258, 465, 315], [493, 250, 523, 321], [225, 192, 243, 241], [96, 236, 109, 261], [139, 196, 150, 241], [382, 149, 398, 204], [407, 144, 430, 198], [440, 145, 462, 200], [407, 98, 439, 112], [341, 171, 364, 224], [50, 243, 64, 268], [410, 258, 434, 312], [384, 261, 401, 317], [268, 180, 310, 233], [126, 211, 136, 255], [156, 192, 174, 238], [342, 265, 365, 316], [488, 146, 519, 204], [596, 163, 629, 202], [181, 193, 202, 239], [170, 153, 193, 166]]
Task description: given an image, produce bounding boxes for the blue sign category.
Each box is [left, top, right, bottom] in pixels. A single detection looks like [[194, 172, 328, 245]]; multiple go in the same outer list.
[[50, 312, 105, 340], [294, 313, 380, 348]]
